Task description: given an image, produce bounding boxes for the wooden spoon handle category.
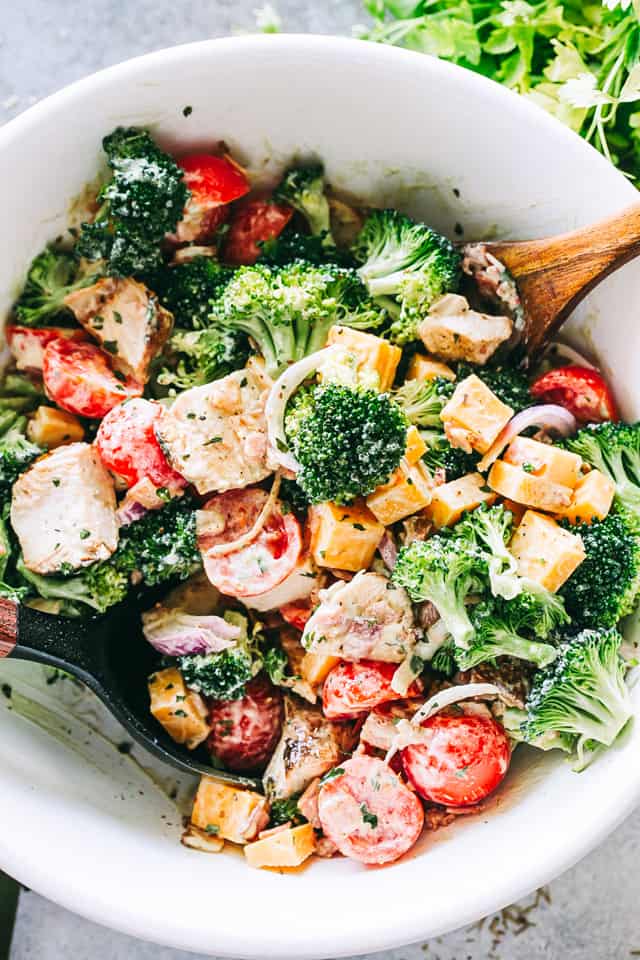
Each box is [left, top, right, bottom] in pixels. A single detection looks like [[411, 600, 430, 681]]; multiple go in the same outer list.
[[0, 599, 17, 658], [484, 203, 640, 356]]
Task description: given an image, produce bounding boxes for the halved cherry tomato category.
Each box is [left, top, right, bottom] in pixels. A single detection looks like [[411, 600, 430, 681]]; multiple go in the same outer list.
[[95, 398, 186, 490], [401, 712, 510, 807], [6, 325, 86, 373], [174, 154, 250, 244], [530, 365, 618, 423], [207, 675, 283, 773], [223, 197, 294, 265], [317, 755, 424, 865], [197, 488, 303, 598], [322, 660, 422, 721], [281, 597, 314, 631], [42, 339, 142, 419]]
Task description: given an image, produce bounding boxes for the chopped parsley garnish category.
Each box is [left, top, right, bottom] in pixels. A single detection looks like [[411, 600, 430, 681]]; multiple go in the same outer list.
[[360, 802, 378, 829]]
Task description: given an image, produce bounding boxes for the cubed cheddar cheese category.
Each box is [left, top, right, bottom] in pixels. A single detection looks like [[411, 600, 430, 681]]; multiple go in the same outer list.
[[503, 436, 582, 489], [440, 375, 513, 454], [191, 776, 269, 845], [325, 325, 401, 392], [181, 822, 225, 854], [366, 461, 433, 525], [148, 667, 211, 750], [405, 425, 427, 465], [509, 510, 586, 592], [561, 469, 615, 525], [309, 499, 384, 572], [406, 353, 455, 382], [300, 651, 341, 686], [27, 406, 85, 448], [488, 460, 573, 513], [425, 472, 496, 528], [244, 823, 316, 869]]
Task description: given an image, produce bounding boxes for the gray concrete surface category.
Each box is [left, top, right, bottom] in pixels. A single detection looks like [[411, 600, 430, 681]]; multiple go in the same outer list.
[[2, 2, 640, 958]]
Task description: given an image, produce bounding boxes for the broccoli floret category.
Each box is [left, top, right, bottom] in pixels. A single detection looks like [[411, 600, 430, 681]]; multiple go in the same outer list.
[[392, 533, 485, 648], [156, 327, 249, 391], [269, 794, 307, 827], [149, 257, 233, 330], [559, 512, 640, 629], [83, 561, 130, 611], [179, 611, 262, 700], [285, 382, 407, 505], [262, 645, 290, 685], [181, 648, 253, 700], [392, 376, 454, 429], [274, 164, 334, 247], [279, 476, 310, 513], [13, 247, 100, 327], [115, 497, 199, 586], [457, 598, 558, 671], [420, 431, 479, 481], [77, 127, 189, 277], [352, 209, 461, 344], [524, 627, 633, 767], [564, 422, 640, 523], [259, 231, 334, 266], [455, 503, 521, 600], [211, 261, 384, 377], [504, 582, 570, 639], [456, 362, 531, 412], [430, 639, 457, 677], [0, 417, 43, 498]]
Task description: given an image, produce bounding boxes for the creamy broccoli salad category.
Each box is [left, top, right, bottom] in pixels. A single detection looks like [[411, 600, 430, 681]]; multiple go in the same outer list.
[[2, 127, 637, 869]]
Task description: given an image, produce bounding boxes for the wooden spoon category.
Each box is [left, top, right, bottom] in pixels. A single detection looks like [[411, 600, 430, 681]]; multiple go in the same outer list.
[[477, 203, 640, 359], [0, 597, 259, 789]]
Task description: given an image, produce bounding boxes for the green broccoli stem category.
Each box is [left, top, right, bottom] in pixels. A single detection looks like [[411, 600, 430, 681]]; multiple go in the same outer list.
[[458, 630, 557, 670]]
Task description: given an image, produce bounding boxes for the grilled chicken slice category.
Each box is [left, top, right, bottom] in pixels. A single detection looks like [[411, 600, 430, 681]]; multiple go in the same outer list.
[[155, 363, 272, 495], [418, 293, 512, 365], [302, 571, 416, 663], [263, 698, 355, 800], [11, 442, 118, 574], [64, 277, 173, 383]]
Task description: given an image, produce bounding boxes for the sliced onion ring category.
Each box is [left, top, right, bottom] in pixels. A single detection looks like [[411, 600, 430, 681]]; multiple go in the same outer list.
[[265, 345, 341, 472], [385, 682, 502, 763], [477, 404, 577, 473], [204, 471, 282, 559]]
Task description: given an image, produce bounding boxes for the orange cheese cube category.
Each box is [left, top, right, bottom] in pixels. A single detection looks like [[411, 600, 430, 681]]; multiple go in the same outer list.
[[300, 652, 341, 686], [309, 499, 384, 572], [406, 353, 455, 382], [27, 406, 85, 448], [244, 823, 316, 869], [148, 667, 211, 750], [562, 469, 615, 525], [488, 459, 572, 513], [503, 436, 582, 489], [405, 425, 427, 465], [366, 461, 433, 525], [509, 510, 586, 592], [325, 325, 401, 391], [440, 375, 513, 453], [191, 777, 269, 845], [426, 472, 496, 528]]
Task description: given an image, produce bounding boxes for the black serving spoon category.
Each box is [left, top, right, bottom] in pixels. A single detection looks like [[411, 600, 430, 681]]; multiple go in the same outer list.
[[0, 597, 260, 789]]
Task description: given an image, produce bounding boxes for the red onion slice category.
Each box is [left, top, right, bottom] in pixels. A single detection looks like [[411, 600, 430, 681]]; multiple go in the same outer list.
[[142, 606, 241, 657], [477, 404, 577, 473]]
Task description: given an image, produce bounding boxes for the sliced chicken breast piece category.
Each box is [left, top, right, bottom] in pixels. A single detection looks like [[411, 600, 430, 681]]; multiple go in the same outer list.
[[263, 698, 355, 799], [418, 293, 512, 365], [64, 277, 173, 383], [302, 571, 416, 663], [155, 364, 272, 495], [11, 441, 118, 574]]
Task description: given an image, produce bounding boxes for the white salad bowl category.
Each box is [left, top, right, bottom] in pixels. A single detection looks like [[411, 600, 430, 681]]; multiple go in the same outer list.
[[1, 34, 640, 959]]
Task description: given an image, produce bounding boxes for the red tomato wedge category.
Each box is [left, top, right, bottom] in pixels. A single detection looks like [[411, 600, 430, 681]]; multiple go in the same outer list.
[[530, 365, 618, 423], [175, 153, 250, 244], [197, 487, 303, 599], [96, 398, 186, 490], [322, 660, 422, 721], [207, 675, 284, 773], [223, 197, 294, 265], [6, 325, 86, 372], [42, 339, 142, 419], [401, 712, 511, 807], [317, 755, 424, 865]]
